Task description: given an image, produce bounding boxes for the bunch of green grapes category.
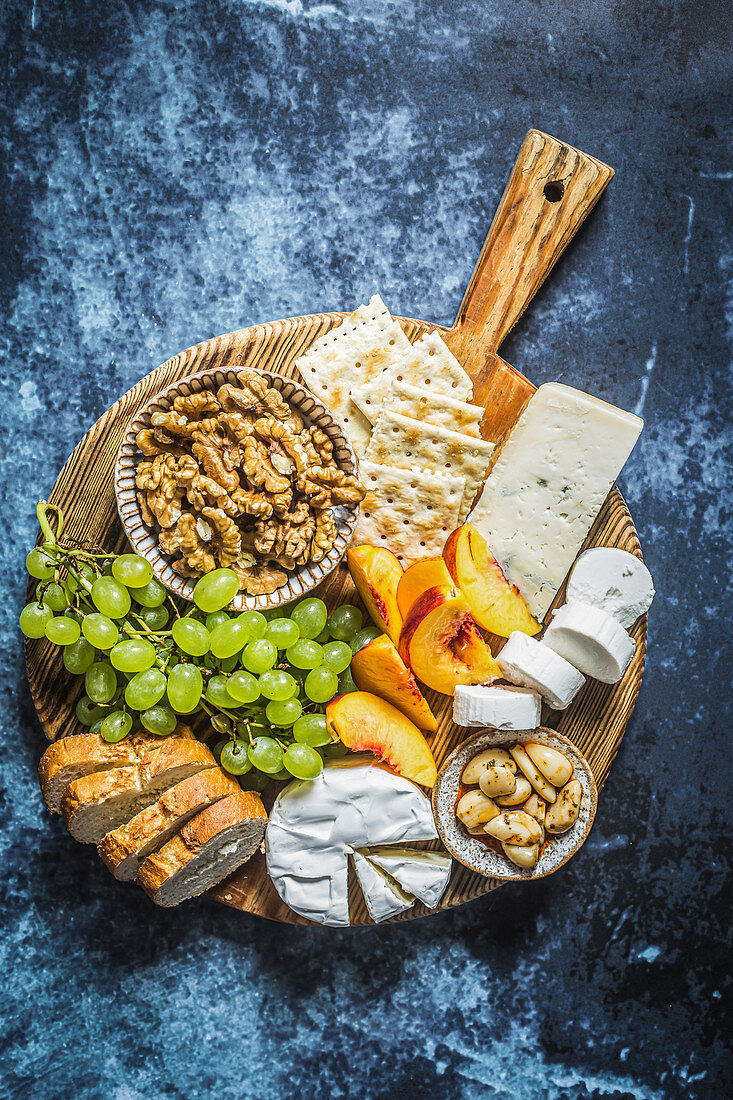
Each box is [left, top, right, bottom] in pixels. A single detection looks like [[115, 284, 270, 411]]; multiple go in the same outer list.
[[21, 502, 380, 787]]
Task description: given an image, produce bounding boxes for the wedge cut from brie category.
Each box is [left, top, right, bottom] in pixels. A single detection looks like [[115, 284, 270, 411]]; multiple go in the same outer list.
[[365, 848, 452, 909], [351, 850, 415, 923]]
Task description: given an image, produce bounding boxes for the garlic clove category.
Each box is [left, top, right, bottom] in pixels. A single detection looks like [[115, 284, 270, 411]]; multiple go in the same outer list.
[[484, 810, 543, 846], [455, 790, 500, 833], [525, 741, 574, 788], [509, 744, 557, 803], [501, 841, 540, 869], [478, 764, 516, 799], [461, 748, 516, 785], [545, 779, 583, 834], [495, 775, 533, 807]]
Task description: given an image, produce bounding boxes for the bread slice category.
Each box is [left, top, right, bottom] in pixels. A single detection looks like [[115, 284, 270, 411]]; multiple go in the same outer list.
[[38, 725, 194, 814], [99, 768, 241, 881], [136, 792, 267, 907], [61, 737, 216, 844]]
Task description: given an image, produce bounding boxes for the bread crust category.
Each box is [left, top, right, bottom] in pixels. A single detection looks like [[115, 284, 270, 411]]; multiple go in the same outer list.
[[137, 791, 267, 900], [98, 768, 240, 879], [61, 738, 216, 841]]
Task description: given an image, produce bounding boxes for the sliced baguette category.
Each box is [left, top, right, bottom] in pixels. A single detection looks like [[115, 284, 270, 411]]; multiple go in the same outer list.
[[137, 792, 267, 907], [61, 737, 216, 844], [38, 724, 194, 814], [99, 768, 241, 881]]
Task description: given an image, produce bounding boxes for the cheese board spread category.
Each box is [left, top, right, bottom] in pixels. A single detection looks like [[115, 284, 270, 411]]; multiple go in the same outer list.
[[23, 130, 653, 924]]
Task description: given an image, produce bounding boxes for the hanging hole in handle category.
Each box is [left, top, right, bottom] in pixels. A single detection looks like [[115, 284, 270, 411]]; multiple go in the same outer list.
[[544, 181, 565, 203]]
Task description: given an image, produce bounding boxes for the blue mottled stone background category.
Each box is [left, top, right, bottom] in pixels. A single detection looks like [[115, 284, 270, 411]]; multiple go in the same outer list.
[[1, 1, 731, 1097]]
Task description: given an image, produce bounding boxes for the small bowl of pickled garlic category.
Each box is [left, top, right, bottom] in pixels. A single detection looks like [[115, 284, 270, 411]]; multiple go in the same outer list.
[[432, 728, 598, 880]]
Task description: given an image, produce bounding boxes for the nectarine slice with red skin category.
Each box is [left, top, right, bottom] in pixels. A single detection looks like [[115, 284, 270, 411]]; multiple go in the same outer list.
[[443, 525, 540, 638], [398, 585, 502, 696], [326, 691, 437, 787], [396, 557, 455, 619], [347, 545, 403, 643], [351, 633, 438, 732]]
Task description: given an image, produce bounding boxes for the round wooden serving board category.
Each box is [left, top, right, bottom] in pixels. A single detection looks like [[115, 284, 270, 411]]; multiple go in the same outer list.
[[26, 131, 647, 925]]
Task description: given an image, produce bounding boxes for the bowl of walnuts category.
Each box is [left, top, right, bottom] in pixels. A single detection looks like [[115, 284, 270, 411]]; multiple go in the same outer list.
[[115, 367, 366, 611]]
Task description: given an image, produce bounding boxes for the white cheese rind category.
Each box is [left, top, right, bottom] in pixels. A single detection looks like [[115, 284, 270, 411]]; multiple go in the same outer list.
[[266, 761, 438, 926], [468, 383, 643, 618], [351, 851, 415, 923], [543, 601, 635, 684], [365, 848, 452, 909], [566, 548, 654, 628], [497, 632, 586, 710], [453, 684, 541, 730]]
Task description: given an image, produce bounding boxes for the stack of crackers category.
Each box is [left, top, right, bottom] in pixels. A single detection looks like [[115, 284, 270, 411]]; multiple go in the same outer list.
[[295, 295, 494, 564]]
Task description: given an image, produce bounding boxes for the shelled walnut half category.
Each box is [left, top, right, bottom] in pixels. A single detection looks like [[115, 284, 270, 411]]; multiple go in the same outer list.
[[134, 373, 364, 595]]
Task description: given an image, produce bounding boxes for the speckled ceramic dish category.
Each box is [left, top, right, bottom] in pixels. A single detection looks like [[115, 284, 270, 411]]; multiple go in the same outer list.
[[114, 366, 359, 612], [432, 727, 598, 881]]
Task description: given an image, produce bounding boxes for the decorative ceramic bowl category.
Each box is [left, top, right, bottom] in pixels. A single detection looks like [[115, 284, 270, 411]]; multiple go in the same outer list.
[[114, 366, 360, 612], [432, 727, 598, 881]]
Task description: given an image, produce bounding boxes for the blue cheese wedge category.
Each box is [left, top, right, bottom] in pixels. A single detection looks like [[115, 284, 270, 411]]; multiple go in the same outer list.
[[468, 383, 643, 619]]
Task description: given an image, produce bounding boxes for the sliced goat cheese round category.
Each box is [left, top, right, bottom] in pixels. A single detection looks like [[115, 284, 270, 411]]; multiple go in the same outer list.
[[543, 601, 635, 684], [365, 847, 452, 909], [453, 683, 541, 730], [266, 760, 438, 926], [566, 548, 654, 628], [351, 850, 414, 923], [497, 632, 585, 710]]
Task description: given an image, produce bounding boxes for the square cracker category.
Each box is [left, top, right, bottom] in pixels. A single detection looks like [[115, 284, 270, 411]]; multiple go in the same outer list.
[[354, 461, 466, 566], [382, 379, 484, 437], [351, 329, 474, 424], [364, 410, 494, 522], [294, 294, 412, 457]]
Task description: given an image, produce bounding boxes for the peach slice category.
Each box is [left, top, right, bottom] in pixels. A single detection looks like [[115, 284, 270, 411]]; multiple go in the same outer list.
[[396, 558, 455, 619], [326, 691, 437, 787], [443, 525, 540, 638], [398, 585, 502, 696], [351, 633, 438, 732], [347, 545, 403, 643]]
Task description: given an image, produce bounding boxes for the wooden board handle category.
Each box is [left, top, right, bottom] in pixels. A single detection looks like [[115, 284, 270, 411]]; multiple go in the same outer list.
[[451, 129, 614, 355]]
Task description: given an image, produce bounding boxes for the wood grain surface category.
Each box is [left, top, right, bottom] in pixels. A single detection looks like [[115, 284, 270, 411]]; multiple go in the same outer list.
[[26, 131, 643, 926]]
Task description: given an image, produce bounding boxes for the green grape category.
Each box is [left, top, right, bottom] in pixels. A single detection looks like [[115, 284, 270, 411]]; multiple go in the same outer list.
[[100, 710, 132, 743], [212, 738, 228, 763], [290, 597, 328, 640], [238, 611, 266, 640], [109, 638, 156, 673], [206, 674, 240, 709], [76, 562, 97, 586], [266, 698, 303, 727], [338, 667, 359, 695], [91, 576, 131, 619], [258, 670, 298, 701], [304, 666, 339, 704], [82, 613, 119, 649], [220, 739, 252, 775], [286, 639, 324, 670], [89, 717, 105, 738], [328, 604, 364, 641], [270, 767, 292, 782], [112, 553, 153, 588], [264, 617, 300, 649], [26, 547, 56, 581], [45, 615, 81, 646], [35, 582, 69, 613], [75, 696, 106, 726], [192, 568, 239, 613], [227, 670, 261, 704], [128, 577, 167, 608], [349, 625, 381, 654], [19, 601, 54, 639], [125, 668, 167, 710], [63, 637, 96, 674], [205, 610, 230, 631], [248, 736, 284, 774], [209, 618, 250, 659], [241, 638, 277, 674], [239, 769, 270, 793], [172, 618, 210, 656], [167, 663, 203, 713], [219, 654, 239, 673], [211, 713, 232, 736], [293, 713, 331, 747], [284, 743, 323, 780], [85, 661, 118, 704], [321, 641, 352, 673], [141, 703, 177, 736], [137, 604, 170, 630]]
